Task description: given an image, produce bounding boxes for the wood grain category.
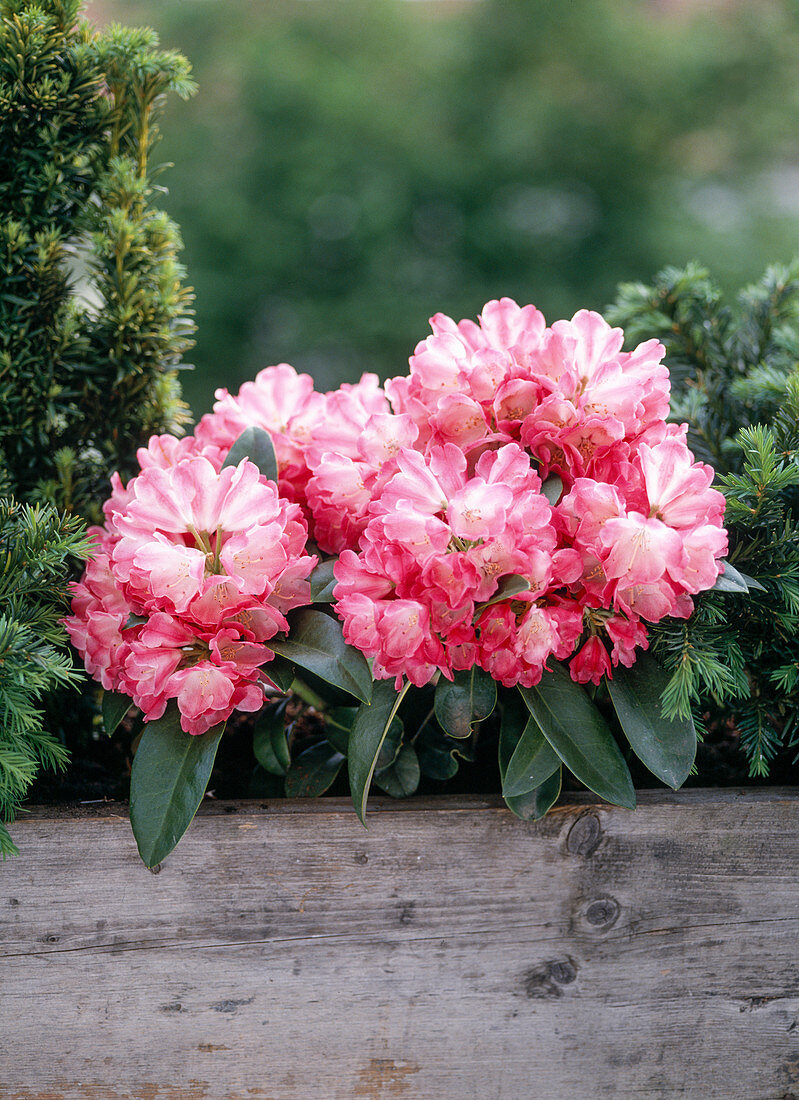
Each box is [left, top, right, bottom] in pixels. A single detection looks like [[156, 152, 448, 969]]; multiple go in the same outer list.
[[1, 790, 798, 1099]]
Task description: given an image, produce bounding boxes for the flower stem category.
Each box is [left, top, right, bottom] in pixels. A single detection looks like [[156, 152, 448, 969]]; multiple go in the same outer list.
[[290, 676, 329, 712]]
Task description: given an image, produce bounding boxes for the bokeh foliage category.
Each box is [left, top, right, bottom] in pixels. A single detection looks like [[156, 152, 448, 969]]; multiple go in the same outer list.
[[89, 0, 799, 412]]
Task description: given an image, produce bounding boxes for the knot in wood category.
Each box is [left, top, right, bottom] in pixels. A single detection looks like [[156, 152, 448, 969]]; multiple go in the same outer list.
[[523, 956, 578, 999], [566, 812, 602, 858], [549, 959, 577, 985], [584, 896, 620, 929]]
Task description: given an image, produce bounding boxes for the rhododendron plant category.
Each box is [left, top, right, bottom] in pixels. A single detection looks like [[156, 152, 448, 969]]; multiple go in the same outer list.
[[67, 297, 751, 868]]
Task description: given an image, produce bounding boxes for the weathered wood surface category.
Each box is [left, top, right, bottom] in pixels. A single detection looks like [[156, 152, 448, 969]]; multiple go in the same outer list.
[[2, 790, 799, 1099]]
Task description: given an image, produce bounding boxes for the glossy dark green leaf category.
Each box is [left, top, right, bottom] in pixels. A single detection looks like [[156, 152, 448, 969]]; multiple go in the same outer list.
[[325, 725, 349, 755], [102, 690, 132, 736], [253, 706, 291, 776], [248, 766, 286, 799], [475, 574, 531, 615], [541, 474, 563, 505], [375, 717, 403, 770], [712, 559, 765, 593], [121, 612, 148, 631], [451, 738, 476, 763], [263, 656, 296, 693], [505, 768, 562, 821], [498, 688, 529, 768], [222, 426, 278, 483], [520, 665, 636, 809], [374, 743, 420, 798], [499, 692, 561, 818], [738, 571, 766, 592], [348, 679, 409, 824], [417, 742, 459, 780], [502, 715, 561, 798], [310, 559, 338, 603], [323, 706, 358, 754], [269, 608, 372, 703], [607, 652, 696, 789], [285, 741, 345, 797], [129, 706, 225, 868], [434, 666, 497, 739], [328, 706, 359, 732]]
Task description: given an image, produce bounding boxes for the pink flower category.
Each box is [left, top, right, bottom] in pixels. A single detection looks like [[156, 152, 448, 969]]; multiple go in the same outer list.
[[570, 636, 612, 685], [193, 363, 324, 508], [639, 438, 726, 529], [64, 537, 138, 691], [601, 514, 685, 586], [125, 614, 270, 735], [605, 613, 649, 668], [111, 456, 311, 616], [304, 379, 418, 553]]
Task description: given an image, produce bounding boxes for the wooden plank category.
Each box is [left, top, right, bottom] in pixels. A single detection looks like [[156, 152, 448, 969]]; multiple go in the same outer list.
[[1, 790, 799, 1099]]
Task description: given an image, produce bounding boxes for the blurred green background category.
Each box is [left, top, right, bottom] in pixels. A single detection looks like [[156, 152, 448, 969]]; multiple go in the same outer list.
[[86, 0, 799, 416]]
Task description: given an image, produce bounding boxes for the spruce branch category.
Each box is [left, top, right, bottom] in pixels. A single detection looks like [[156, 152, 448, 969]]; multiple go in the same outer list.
[[611, 259, 799, 776]]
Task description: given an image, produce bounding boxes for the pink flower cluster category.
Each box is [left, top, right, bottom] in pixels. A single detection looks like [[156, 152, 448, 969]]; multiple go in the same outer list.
[[333, 300, 727, 688], [66, 451, 314, 734], [67, 295, 728, 731]]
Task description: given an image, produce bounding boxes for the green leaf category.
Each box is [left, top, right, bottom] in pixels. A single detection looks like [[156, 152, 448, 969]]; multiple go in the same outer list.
[[310, 559, 338, 603], [374, 743, 420, 798], [248, 766, 286, 799], [507, 767, 562, 821], [129, 706, 225, 868], [474, 574, 531, 615], [348, 679, 410, 824], [325, 725, 350, 755], [328, 706, 359, 733], [222, 426, 278, 483], [519, 768, 562, 820], [712, 560, 766, 593], [498, 688, 529, 773], [499, 692, 561, 818], [502, 715, 561, 798], [285, 741, 345, 797], [434, 666, 497, 739], [324, 706, 359, 754], [102, 690, 132, 736], [253, 706, 291, 776], [417, 742, 459, 780], [375, 717, 403, 770], [263, 656, 296, 693], [712, 560, 750, 593], [607, 652, 696, 789], [270, 609, 372, 703], [451, 739, 476, 763], [541, 474, 563, 505], [122, 613, 148, 631], [738, 571, 766, 592], [738, 572, 766, 592], [520, 666, 636, 809]]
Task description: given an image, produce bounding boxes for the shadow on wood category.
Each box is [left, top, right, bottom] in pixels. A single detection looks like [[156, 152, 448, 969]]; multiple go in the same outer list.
[[2, 790, 799, 1098]]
